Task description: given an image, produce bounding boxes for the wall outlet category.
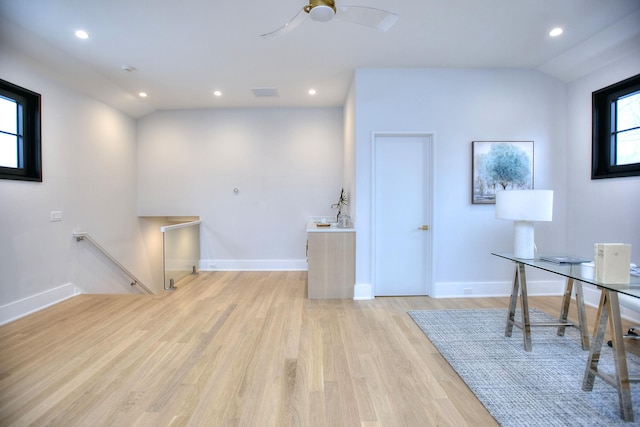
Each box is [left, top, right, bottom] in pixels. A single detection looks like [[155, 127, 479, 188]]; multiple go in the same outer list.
[[463, 288, 472, 295], [50, 211, 63, 222]]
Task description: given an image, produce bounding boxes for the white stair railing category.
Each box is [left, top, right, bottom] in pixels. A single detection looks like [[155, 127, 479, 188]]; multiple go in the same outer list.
[[73, 232, 153, 295]]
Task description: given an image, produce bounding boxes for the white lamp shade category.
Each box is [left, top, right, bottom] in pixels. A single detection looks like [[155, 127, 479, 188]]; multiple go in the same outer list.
[[496, 190, 553, 259], [495, 190, 553, 222]]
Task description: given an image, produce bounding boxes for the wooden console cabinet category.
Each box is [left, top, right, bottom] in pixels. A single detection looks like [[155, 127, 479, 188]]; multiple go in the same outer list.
[[307, 224, 355, 299]]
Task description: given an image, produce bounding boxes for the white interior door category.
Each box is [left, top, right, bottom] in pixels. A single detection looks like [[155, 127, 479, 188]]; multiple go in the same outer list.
[[373, 134, 432, 296]]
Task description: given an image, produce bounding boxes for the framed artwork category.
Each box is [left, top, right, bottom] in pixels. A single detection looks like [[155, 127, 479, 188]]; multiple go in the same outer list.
[[472, 141, 534, 204]]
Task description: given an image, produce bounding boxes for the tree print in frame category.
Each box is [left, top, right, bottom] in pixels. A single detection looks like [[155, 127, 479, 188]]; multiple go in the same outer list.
[[472, 141, 534, 204]]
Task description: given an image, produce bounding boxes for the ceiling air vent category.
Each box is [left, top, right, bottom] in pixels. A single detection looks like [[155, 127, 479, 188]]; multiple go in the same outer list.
[[251, 87, 279, 98]]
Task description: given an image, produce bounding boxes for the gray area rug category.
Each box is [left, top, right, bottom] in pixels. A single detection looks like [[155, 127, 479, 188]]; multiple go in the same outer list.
[[408, 308, 640, 426]]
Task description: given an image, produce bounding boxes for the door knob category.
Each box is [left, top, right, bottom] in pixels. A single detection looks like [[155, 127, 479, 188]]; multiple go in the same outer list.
[[418, 225, 429, 230]]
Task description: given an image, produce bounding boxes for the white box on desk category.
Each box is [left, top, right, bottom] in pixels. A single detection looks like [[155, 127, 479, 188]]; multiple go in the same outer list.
[[594, 243, 631, 284]]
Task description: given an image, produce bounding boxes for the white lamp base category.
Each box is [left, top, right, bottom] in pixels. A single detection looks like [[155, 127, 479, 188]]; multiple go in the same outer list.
[[513, 220, 535, 259]]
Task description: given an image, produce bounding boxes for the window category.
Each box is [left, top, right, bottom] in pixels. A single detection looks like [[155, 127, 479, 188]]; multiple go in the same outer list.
[[592, 73, 640, 179], [0, 79, 42, 182]]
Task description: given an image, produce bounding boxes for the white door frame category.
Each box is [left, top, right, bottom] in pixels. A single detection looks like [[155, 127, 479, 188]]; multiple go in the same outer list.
[[370, 131, 435, 296]]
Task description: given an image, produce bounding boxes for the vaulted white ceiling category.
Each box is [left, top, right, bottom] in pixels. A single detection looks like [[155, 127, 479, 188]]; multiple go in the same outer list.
[[1, 0, 639, 118]]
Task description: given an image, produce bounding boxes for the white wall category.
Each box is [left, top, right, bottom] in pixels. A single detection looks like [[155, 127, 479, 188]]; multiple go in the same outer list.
[[343, 80, 357, 219], [3, 20, 637, 324], [352, 68, 568, 298], [564, 51, 640, 315], [565, 56, 640, 258], [136, 107, 344, 270], [0, 50, 152, 324]]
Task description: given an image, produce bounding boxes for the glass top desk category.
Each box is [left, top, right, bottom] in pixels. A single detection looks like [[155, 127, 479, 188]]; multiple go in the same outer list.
[[493, 252, 640, 422]]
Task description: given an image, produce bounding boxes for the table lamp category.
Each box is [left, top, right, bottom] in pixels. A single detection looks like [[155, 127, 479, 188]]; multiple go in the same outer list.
[[495, 190, 553, 259]]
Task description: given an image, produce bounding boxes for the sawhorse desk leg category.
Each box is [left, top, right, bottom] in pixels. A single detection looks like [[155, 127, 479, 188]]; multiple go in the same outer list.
[[583, 289, 635, 422], [505, 262, 589, 352]]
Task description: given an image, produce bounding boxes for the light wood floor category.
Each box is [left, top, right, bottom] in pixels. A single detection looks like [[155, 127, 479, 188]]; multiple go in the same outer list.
[[0, 271, 635, 427]]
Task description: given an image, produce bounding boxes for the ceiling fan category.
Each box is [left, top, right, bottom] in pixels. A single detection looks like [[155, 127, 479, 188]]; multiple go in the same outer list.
[[260, 0, 399, 39]]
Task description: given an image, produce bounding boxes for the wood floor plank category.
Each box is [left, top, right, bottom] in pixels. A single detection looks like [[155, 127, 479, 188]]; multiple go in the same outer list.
[[2, 271, 637, 426]]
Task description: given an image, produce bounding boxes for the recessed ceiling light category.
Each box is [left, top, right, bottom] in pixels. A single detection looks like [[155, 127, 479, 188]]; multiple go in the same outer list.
[[75, 30, 89, 39], [213, 90, 222, 97], [549, 27, 563, 37], [138, 92, 148, 98], [308, 89, 317, 95]]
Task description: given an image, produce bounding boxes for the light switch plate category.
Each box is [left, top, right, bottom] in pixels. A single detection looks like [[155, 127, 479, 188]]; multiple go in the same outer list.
[[50, 211, 63, 222]]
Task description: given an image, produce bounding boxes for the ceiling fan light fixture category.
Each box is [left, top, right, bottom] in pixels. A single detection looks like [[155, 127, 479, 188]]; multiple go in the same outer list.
[[309, 5, 335, 22], [260, 0, 396, 39]]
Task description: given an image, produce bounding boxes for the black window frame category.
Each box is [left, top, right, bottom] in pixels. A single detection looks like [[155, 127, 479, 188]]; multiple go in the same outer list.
[[0, 79, 42, 182], [592, 73, 640, 179]]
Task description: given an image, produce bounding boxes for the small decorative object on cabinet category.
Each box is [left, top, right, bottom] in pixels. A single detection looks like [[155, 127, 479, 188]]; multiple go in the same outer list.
[[331, 188, 349, 223]]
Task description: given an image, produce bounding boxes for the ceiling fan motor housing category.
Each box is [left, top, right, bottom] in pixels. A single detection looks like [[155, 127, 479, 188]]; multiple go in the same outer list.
[[305, 0, 336, 22]]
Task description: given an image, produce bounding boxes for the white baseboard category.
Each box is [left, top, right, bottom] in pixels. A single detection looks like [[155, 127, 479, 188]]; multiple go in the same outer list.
[[432, 280, 566, 298], [0, 283, 81, 326], [352, 280, 567, 301], [354, 283, 374, 300], [199, 259, 307, 271], [432, 280, 640, 324], [580, 282, 640, 324]]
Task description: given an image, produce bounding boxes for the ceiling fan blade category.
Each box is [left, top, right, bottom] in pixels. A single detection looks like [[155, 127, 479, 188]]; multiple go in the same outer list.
[[260, 8, 309, 39], [336, 6, 398, 32]]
